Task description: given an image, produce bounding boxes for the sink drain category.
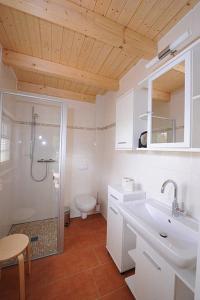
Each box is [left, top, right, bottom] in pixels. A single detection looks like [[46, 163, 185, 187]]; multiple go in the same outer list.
[[159, 232, 168, 238]]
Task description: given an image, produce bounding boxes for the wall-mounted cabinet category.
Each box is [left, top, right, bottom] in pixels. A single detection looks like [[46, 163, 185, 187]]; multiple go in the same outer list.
[[115, 89, 148, 150], [142, 39, 200, 151], [115, 39, 200, 152], [192, 43, 200, 99], [191, 43, 200, 148], [147, 51, 191, 148]]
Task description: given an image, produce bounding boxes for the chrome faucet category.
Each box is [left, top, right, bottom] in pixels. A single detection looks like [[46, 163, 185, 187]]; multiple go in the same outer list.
[[161, 179, 181, 217]]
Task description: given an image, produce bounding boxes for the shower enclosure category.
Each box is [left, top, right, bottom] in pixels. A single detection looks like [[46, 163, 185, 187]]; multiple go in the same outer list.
[[0, 91, 66, 260]]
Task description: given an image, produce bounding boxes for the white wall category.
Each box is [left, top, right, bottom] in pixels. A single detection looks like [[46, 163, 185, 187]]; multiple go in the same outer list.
[[96, 2, 200, 221], [65, 100, 97, 217]]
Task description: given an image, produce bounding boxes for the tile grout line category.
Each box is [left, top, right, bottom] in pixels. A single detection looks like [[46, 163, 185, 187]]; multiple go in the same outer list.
[[97, 285, 131, 300], [0, 215, 134, 299]]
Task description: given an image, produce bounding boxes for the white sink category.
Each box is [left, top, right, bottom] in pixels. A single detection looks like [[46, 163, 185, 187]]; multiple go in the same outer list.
[[119, 199, 199, 268]]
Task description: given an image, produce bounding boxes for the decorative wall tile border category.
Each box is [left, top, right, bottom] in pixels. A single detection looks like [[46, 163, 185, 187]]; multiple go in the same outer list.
[[97, 123, 116, 131], [3, 111, 60, 128], [16, 120, 60, 128], [68, 123, 115, 131], [2, 110, 116, 131], [67, 125, 95, 131]]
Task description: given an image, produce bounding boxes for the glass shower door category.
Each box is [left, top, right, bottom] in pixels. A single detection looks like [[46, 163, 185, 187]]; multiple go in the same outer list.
[[0, 92, 66, 259]]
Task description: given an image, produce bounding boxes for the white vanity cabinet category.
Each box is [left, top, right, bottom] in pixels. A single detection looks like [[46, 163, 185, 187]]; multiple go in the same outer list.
[[134, 237, 175, 300], [126, 225, 195, 300], [107, 198, 124, 270], [115, 88, 147, 150], [106, 185, 145, 272]]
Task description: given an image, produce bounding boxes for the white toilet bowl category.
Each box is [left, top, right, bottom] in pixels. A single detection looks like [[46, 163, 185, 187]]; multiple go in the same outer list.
[[75, 194, 96, 219]]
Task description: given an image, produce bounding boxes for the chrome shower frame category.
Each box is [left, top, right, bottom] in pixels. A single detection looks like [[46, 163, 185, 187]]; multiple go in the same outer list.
[[30, 106, 48, 182], [0, 89, 67, 254]]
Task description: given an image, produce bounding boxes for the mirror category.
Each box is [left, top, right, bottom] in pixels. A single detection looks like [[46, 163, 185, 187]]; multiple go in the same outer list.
[[151, 61, 185, 144]]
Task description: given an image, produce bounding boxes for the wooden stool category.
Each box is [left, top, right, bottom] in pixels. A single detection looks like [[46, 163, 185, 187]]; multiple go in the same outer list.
[[0, 234, 31, 300]]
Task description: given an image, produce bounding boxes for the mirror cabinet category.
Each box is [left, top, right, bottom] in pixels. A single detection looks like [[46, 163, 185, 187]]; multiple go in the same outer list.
[[146, 40, 200, 150]]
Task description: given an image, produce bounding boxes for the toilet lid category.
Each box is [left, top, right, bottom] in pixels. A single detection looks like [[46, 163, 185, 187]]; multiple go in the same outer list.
[[75, 194, 96, 206]]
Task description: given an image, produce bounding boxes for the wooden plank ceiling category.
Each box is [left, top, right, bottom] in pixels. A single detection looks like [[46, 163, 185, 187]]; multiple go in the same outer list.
[[0, 0, 199, 103]]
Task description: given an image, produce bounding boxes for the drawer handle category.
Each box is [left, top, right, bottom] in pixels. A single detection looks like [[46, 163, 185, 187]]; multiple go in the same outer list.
[[143, 251, 161, 271], [110, 194, 119, 201], [118, 141, 127, 144], [109, 206, 118, 215]]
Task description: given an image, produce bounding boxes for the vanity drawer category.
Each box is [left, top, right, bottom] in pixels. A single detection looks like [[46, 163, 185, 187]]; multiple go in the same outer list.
[[106, 200, 124, 271], [134, 237, 175, 300]]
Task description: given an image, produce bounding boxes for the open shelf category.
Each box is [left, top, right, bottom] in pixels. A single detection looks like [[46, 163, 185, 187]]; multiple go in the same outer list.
[[125, 275, 135, 295], [192, 95, 200, 100], [136, 147, 200, 152], [173, 265, 196, 293], [128, 243, 195, 293]]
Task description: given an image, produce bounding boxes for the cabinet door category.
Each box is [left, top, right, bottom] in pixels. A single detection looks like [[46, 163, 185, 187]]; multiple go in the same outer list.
[[191, 43, 200, 148], [134, 238, 174, 300], [192, 43, 200, 98], [147, 51, 191, 148], [116, 90, 134, 150], [106, 201, 123, 271]]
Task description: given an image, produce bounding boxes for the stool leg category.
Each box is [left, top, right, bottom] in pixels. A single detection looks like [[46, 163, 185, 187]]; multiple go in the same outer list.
[[18, 254, 25, 300], [26, 243, 31, 275]]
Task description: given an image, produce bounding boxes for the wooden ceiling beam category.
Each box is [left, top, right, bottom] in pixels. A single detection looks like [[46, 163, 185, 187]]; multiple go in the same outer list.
[[3, 49, 118, 91], [172, 65, 185, 73], [0, 0, 157, 58], [153, 89, 170, 102], [17, 81, 96, 103]]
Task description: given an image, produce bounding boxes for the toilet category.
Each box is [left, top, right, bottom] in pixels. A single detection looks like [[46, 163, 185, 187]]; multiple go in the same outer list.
[[75, 194, 96, 219]]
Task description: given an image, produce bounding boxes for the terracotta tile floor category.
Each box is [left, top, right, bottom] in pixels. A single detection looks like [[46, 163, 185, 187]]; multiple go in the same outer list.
[[0, 214, 135, 300]]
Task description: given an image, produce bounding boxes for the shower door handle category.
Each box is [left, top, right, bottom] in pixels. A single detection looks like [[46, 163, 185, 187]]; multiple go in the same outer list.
[[53, 173, 60, 181], [53, 175, 59, 182], [53, 173, 60, 189]]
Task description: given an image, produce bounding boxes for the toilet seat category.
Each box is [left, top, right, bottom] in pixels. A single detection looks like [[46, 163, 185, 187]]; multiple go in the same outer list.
[[75, 195, 96, 212]]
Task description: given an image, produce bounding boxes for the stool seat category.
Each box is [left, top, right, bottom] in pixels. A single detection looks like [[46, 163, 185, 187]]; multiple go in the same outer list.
[[0, 234, 29, 262], [0, 233, 31, 300]]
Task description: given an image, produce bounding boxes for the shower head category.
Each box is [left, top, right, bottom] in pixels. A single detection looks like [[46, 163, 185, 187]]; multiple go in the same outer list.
[[32, 106, 39, 120]]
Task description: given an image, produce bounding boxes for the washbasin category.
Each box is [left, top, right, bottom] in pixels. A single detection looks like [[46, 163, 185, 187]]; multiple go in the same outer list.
[[118, 199, 199, 268]]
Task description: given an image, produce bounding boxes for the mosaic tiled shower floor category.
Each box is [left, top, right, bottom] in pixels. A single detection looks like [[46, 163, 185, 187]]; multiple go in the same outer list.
[[9, 218, 58, 260]]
